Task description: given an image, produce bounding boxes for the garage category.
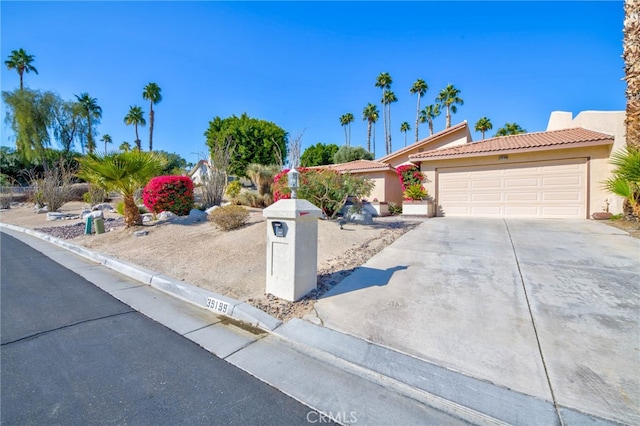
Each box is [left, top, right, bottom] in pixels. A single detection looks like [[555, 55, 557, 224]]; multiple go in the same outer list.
[[437, 158, 588, 218]]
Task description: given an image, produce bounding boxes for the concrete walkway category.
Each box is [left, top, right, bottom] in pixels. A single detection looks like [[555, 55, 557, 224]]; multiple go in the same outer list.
[[308, 218, 640, 425]]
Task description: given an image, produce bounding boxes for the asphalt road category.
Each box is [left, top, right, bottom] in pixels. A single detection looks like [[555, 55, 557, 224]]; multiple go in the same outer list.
[[0, 232, 325, 425]]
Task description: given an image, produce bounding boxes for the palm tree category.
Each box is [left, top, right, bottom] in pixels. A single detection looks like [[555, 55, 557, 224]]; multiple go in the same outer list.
[[77, 151, 164, 227], [75, 93, 102, 154], [119, 141, 132, 152], [339, 113, 354, 146], [124, 105, 146, 151], [362, 103, 379, 154], [419, 104, 441, 137], [474, 117, 493, 140], [624, 1, 639, 149], [410, 79, 428, 143], [495, 123, 526, 136], [400, 122, 411, 147], [437, 84, 464, 129], [101, 134, 112, 154], [142, 82, 162, 152], [375, 72, 392, 153], [4, 48, 38, 90], [383, 90, 398, 154], [246, 163, 280, 196], [605, 147, 640, 217]]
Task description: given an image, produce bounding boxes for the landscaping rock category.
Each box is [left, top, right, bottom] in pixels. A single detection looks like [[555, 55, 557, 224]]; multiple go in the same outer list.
[[92, 203, 114, 211], [157, 211, 177, 221], [133, 230, 149, 237], [142, 213, 154, 223], [205, 206, 219, 215], [35, 206, 48, 214], [46, 212, 67, 221], [83, 210, 104, 220], [188, 209, 208, 222]]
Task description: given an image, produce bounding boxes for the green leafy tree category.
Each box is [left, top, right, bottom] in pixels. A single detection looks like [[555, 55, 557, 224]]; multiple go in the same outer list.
[[382, 90, 398, 154], [155, 150, 189, 175], [419, 103, 441, 136], [410, 78, 428, 143], [339, 112, 355, 146], [142, 82, 162, 151], [77, 151, 164, 227], [375, 72, 393, 155], [75, 93, 102, 153], [101, 134, 112, 154], [362, 103, 379, 155], [4, 48, 38, 90], [604, 147, 640, 217], [474, 117, 493, 140], [53, 99, 86, 154], [204, 113, 287, 177], [2, 89, 58, 171], [437, 84, 464, 129], [124, 105, 146, 151], [400, 122, 411, 147], [495, 122, 526, 136], [333, 145, 374, 164], [300, 143, 339, 167]]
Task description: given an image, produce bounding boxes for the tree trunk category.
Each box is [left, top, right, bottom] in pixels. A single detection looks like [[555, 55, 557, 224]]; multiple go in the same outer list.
[[366, 121, 372, 152], [149, 105, 154, 151], [445, 106, 451, 128], [387, 104, 392, 154], [123, 195, 142, 228], [429, 119, 434, 136], [415, 95, 420, 143]]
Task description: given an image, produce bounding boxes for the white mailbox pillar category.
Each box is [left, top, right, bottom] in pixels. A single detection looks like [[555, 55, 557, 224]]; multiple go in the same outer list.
[[263, 198, 323, 301]]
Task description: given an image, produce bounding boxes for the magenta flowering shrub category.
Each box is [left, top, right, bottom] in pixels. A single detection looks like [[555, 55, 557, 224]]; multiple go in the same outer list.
[[396, 164, 426, 200], [143, 175, 194, 216]]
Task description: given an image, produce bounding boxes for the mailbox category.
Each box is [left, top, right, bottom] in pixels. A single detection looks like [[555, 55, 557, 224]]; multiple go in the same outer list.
[[271, 221, 286, 237]]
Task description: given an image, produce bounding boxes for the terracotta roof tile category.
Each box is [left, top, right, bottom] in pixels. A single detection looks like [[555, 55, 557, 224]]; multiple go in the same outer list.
[[409, 127, 614, 160], [316, 159, 395, 173], [378, 121, 469, 163]]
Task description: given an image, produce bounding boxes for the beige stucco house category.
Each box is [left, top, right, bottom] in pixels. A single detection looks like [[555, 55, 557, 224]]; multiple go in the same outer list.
[[409, 111, 625, 218], [326, 110, 625, 219]]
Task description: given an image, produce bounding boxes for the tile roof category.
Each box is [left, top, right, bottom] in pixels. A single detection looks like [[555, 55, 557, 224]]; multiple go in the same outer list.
[[317, 159, 396, 173], [377, 121, 469, 163], [408, 127, 614, 161]]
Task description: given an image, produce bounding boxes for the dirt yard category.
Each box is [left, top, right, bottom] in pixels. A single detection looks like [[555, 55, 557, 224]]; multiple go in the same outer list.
[[0, 201, 421, 320]]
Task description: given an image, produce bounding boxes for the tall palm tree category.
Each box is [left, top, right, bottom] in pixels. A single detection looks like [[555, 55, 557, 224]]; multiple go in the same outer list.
[[474, 117, 493, 140], [4, 48, 38, 90], [362, 103, 379, 154], [142, 82, 162, 152], [400, 122, 411, 147], [419, 104, 441, 136], [75, 93, 102, 154], [495, 122, 526, 136], [119, 141, 132, 152], [410, 79, 428, 143], [375, 73, 392, 153], [101, 134, 112, 154], [339, 113, 354, 146], [437, 84, 464, 129], [124, 105, 146, 151], [624, 1, 639, 149], [77, 151, 164, 227], [383, 90, 398, 154]]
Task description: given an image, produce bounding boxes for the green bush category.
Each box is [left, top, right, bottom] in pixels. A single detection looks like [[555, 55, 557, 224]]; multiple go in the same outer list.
[[226, 180, 242, 199], [403, 184, 428, 201], [388, 202, 402, 215], [209, 205, 250, 231]]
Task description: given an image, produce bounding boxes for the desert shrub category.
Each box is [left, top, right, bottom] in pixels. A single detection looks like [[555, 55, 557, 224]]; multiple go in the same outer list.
[[388, 202, 402, 215], [0, 187, 12, 209], [82, 185, 107, 206], [209, 205, 250, 231], [226, 180, 242, 199], [143, 175, 194, 216], [24, 165, 76, 212], [236, 191, 272, 208], [273, 168, 374, 218]]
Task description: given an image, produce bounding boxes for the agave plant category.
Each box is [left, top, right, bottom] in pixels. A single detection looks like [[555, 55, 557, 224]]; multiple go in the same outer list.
[[403, 184, 428, 201], [77, 151, 164, 227], [604, 147, 640, 218]]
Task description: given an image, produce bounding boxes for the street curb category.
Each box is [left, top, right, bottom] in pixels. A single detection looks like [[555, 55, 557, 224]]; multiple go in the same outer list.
[[0, 222, 282, 331]]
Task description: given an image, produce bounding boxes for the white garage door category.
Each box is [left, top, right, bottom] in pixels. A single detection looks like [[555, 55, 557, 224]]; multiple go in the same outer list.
[[437, 158, 587, 218]]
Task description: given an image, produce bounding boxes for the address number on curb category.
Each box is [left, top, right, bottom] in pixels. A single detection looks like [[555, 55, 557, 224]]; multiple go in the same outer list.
[[206, 297, 230, 314]]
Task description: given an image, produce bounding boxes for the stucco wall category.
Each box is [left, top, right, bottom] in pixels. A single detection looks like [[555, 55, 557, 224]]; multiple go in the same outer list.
[[382, 126, 471, 168], [350, 170, 403, 204], [419, 144, 619, 216]]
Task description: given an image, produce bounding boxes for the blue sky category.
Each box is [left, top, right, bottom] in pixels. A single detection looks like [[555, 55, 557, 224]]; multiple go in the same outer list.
[[1, 1, 625, 165]]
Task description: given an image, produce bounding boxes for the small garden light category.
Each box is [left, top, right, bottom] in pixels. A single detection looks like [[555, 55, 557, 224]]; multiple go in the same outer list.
[[288, 168, 300, 199]]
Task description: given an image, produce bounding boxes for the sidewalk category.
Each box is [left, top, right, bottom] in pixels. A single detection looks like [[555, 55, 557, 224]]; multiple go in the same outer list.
[[2, 218, 638, 425]]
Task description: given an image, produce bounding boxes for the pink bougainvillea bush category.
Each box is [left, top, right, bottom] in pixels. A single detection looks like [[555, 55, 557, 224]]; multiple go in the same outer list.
[[396, 164, 427, 200], [143, 175, 194, 216]]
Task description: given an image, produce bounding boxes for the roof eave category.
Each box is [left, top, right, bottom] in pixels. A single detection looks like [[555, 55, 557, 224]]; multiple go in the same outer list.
[[409, 138, 613, 162]]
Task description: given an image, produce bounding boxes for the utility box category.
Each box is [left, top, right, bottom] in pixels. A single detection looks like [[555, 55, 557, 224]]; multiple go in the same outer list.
[[263, 199, 322, 301]]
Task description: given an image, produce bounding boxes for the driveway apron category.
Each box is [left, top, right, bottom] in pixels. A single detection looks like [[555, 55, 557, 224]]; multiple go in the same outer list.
[[309, 218, 640, 425]]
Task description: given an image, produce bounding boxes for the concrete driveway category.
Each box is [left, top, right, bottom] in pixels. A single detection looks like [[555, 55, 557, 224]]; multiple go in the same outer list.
[[308, 218, 640, 425]]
